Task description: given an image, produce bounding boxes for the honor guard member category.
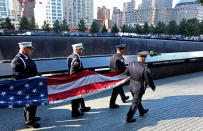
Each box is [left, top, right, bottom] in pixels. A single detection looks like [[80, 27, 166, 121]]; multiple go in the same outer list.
[[109, 44, 129, 109], [125, 51, 156, 123], [67, 43, 91, 117], [11, 42, 41, 128]]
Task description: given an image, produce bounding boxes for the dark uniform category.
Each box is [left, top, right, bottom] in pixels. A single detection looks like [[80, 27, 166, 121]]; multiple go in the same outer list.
[[109, 44, 129, 108], [125, 52, 156, 123], [67, 53, 90, 117], [11, 53, 39, 125]]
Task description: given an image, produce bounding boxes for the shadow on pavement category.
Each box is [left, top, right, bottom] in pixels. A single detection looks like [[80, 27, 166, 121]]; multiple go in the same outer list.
[[1, 94, 203, 130], [120, 95, 203, 130]]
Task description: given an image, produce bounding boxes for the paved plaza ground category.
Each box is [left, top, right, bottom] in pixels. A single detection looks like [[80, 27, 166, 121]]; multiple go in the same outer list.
[[1, 72, 203, 131]]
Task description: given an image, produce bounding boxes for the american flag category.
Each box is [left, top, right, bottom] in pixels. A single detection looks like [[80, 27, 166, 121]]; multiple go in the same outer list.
[[0, 70, 129, 108]]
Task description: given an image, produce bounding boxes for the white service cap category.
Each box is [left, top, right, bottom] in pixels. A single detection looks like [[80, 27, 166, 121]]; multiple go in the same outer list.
[[18, 42, 33, 48], [72, 43, 84, 50]]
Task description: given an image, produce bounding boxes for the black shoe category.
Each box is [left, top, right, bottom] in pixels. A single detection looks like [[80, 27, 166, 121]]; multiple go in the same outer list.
[[25, 122, 40, 128], [80, 107, 91, 112], [72, 112, 84, 117], [34, 117, 41, 122], [122, 96, 129, 103], [140, 109, 149, 116], [109, 104, 119, 109], [125, 117, 136, 123]]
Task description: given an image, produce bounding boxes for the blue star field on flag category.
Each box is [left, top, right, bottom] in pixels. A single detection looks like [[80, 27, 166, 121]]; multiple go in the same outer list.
[[0, 77, 49, 108]]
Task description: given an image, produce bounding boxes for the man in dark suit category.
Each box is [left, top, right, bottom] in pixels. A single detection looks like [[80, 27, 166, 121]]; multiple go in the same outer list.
[[125, 51, 156, 123], [109, 44, 129, 109], [11, 42, 41, 128], [67, 43, 91, 117]]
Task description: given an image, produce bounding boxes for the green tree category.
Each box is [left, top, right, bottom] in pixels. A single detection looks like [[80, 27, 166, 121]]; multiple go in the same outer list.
[[0, 18, 6, 29], [143, 22, 150, 34], [6, 17, 14, 30], [128, 25, 134, 33], [155, 21, 166, 34], [61, 20, 70, 31], [102, 24, 108, 33], [90, 20, 100, 33], [78, 19, 87, 32], [0, 18, 3, 28], [121, 24, 128, 33], [30, 17, 36, 30], [1, 17, 15, 30], [111, 24, 119, 33], [42, 21, 50, 32], [53, 20, 62, 33], [149, 24, 155, 34], [187, 18, 200, 36], [19, 16, 30, 31], [135, 24, 142, 34], [179, 19, 188, 36], [167, 20, 178, 35], [196, 0, 203, 5], [199, 21, 203, 34]]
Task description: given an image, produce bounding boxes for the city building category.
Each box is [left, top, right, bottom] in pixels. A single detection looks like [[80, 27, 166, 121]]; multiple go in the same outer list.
[[12, 0, 21, 22], [155, 8, 173, 25], [173, 0, 203, 24], [97, 6, 111, 29], [97, 6, 110, 20], [22, 0, 35, 21], [63, 0, 94, 28], [122, 1, 132, 25], [12, 0, 35, 29], [0, 0, 14, 19], [122, 0, 173, 26], [111, 7, 122, 29], [34, 0, 63, 27]]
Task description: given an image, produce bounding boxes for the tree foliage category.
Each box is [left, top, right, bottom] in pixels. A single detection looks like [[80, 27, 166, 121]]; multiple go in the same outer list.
[[19, 16, 30, 31], [155, 21, 166, 34], [0, 17, 15, 30], [53, 20, 62, 33], [90, 20, 100, 33], [143, 22, 150, 34], [196, 0, 203, 5], [102, 24, 108, 33], [149, 24, 155, 34], [78, 19, 87, 32], [135, 24, 142, 34], [186, 18, 200, 36], [121, 24, 128, 33], [30, 17, 37, 30], [179, 19, 188, 36], [61, 20, 70, 31], [111, 24, 119, 33], [42, 21, 50, 32], [167, 20, 178, 35], [199, 21, 203, 34]]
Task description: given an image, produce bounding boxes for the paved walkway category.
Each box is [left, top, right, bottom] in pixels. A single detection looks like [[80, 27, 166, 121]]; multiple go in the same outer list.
[[1, 72, 203, 131]]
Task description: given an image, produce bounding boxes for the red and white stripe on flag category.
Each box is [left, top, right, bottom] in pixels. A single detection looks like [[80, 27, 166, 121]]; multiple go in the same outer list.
[[46, 70, 130, 104]]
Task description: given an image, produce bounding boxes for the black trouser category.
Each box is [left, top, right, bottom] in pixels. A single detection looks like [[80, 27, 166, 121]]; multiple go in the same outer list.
[[71, 98, 85, 113], [110, 85, 127, 105], [127, 91, 145, 118], [24, 106, 37, 124]]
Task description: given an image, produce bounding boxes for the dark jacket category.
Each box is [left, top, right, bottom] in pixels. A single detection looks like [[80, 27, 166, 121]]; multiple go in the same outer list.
[[11, 53, 38, 80], [67, 53, 83, 75], [110, 53, 126, 72], [125, 61, 156, 93]]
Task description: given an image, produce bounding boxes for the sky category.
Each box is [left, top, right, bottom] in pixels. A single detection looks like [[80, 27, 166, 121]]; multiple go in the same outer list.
[[94, 0, 181, 19]]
